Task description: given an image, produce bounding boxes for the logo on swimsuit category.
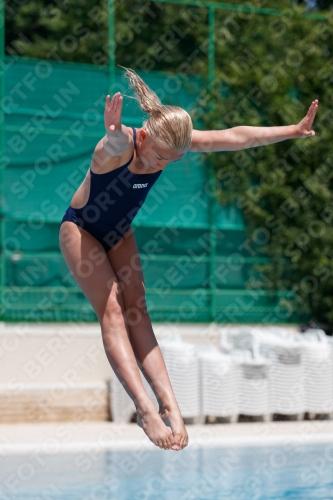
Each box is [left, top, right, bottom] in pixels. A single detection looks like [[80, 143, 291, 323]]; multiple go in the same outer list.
[[133, 183, 148, 189]]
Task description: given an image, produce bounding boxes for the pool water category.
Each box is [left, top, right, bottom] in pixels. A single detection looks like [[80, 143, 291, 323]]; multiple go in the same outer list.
[[2, 443, 333, 499]]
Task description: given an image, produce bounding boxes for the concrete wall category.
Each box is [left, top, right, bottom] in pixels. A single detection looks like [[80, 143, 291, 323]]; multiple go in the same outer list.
[[0, 322, 112, 423]]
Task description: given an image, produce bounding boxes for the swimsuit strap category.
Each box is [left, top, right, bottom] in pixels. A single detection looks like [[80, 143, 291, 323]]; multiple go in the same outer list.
[[132, 127, 136, 148]]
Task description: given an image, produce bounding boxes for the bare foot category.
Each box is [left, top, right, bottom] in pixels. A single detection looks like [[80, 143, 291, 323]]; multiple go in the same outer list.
[[159, 405, 188, 451], [136, 406, 175, 450]]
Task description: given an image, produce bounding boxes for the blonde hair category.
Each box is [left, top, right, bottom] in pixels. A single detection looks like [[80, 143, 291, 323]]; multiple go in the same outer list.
[[120, 66, 193, 153]]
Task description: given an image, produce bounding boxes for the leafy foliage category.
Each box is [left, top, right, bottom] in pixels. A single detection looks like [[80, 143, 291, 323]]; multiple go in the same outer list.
[[201, 5, 333, 322], [6, 0, 107, 63], [5, 0, 208, 72]]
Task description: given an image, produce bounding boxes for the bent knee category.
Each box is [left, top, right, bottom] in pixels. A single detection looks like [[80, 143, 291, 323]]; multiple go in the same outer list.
[[98, 288, 125, 325]]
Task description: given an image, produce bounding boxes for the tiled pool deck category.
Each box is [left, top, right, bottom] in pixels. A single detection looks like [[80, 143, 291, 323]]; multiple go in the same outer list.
[[1, 420, 333, 454]]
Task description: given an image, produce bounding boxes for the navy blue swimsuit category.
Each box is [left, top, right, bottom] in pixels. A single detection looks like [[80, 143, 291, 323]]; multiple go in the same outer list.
[[61, 128, 162, 251]]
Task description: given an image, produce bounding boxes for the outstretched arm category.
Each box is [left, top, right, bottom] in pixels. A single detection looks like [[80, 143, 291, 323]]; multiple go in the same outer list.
[[190, 100, 318, 153]]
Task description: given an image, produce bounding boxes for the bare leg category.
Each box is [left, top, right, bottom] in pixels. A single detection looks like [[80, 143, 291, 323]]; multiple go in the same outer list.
[[107, 228, 188, 450], [59, 222, 176, 450]]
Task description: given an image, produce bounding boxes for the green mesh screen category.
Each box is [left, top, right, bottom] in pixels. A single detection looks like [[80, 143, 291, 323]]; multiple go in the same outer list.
[[2, 58, 301, 323]]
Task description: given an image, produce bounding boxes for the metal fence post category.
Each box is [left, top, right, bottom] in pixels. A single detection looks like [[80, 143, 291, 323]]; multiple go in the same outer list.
[[208, 6, 217, 322], [0, 0, 5, 319], [108, 0, 116, 92]]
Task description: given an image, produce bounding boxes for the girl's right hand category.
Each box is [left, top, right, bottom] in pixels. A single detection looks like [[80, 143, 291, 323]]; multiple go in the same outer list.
[[104, 92, 123, 132], [102, 92, 131, 157]]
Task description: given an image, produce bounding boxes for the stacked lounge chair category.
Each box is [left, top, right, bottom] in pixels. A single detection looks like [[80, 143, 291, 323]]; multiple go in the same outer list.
[[302, 329, 333, 417], [221, 326, 305, 419], [255, 328, 305, 419], [234, 349, 271, 421], [109, 326, 333, 423], [198, 346, 239, 422]]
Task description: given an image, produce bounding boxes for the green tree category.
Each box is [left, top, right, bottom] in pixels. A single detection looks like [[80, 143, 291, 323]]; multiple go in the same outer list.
[[5, 0, 208, 71], [201, 5, 333, 323]]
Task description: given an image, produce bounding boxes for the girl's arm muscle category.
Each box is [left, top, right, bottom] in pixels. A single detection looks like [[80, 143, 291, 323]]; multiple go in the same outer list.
[[190, 100, 318, 153]]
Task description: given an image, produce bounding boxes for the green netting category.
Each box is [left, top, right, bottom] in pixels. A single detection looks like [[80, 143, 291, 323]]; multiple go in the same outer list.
[[1, 57, 303, 323]]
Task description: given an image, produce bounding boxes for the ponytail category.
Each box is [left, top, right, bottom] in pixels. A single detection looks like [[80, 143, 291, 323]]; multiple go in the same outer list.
[[120, 66, 193, 153], [121, 66, 162, 114]]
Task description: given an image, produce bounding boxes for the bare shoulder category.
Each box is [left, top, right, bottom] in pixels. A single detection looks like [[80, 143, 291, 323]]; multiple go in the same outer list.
[[91, 126, 135, 174]]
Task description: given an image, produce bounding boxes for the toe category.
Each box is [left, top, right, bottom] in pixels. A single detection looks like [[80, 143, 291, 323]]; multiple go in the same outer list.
[[180, 435, 188, 449], [171, 438, 181, 451], [172, 432, 182, 448]]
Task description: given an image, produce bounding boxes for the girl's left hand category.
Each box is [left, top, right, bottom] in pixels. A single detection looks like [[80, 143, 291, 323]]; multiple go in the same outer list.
[[296, 99, 319, 138]]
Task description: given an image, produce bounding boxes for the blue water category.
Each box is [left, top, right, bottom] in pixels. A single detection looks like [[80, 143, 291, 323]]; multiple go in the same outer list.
[[1, 443, 333, 499]]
